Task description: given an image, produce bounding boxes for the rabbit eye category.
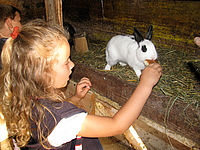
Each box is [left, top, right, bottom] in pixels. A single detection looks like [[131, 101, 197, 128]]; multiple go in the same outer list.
[[142, 45, 147, 52]]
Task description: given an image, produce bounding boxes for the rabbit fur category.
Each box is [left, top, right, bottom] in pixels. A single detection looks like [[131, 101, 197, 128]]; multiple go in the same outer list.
[[104, 25, 157, 78]]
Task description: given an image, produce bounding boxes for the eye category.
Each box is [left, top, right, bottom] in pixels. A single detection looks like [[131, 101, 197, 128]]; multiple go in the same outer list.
[[65, 59, 70, 65], [142, 45, 147, 52]]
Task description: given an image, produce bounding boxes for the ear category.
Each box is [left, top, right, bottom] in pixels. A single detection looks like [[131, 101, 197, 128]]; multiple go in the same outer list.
[[5, 18, 13, 29], [133, 27, 144, 43], [146, 25, 153, 40]]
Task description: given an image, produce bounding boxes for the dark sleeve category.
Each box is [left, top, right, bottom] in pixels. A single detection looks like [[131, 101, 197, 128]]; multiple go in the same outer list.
[[0, 38, 7, 69], [41, 100, 86, 120], [25, 100, 86, 150], [31, 100, 86, 138]]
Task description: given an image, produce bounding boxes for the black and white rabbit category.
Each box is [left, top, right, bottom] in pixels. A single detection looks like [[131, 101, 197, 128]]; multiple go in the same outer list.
[[104, 25, 158, 78]]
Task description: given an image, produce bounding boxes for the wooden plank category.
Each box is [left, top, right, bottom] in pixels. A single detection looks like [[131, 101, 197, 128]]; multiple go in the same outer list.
[[55, 0, 63, 27], [44, 0, 63, 27]]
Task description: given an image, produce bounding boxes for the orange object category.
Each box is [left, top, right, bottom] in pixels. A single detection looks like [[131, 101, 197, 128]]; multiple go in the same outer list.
[[144, 59, 158, 66], [11, 26, 19, 39]]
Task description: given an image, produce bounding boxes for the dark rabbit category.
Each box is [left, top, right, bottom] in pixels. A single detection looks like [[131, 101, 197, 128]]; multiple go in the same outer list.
[[63, 22, 76, 47]]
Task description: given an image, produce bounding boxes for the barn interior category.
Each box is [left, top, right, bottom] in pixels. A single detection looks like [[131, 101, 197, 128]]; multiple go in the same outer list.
[[0, 0, 200, 150]]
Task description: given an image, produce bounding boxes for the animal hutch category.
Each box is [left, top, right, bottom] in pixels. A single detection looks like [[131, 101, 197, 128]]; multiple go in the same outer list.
[[0, 0, 199, 149]]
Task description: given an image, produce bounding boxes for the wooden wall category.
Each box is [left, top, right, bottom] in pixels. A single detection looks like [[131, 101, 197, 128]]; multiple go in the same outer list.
[[0, 0, 23, 11], [63, 0, 200, 55], [1, 0, 200, 54]]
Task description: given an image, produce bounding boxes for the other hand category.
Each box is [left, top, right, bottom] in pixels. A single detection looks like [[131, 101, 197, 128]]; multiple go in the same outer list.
[[74, 77, 92, 100]]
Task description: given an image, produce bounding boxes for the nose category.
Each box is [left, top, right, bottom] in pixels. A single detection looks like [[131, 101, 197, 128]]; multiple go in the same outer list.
[[70, 60, 75, 70]]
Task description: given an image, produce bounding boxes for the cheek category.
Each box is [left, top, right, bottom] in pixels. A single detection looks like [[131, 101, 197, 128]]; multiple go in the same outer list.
[[54, 70, 68, 88], [66, 67, 71, 76], [63, 66, 71, 79]]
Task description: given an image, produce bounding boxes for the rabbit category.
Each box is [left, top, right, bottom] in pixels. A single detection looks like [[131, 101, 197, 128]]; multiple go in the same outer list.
[[104, 25, 158, 78], [63, 22, 76, 48]]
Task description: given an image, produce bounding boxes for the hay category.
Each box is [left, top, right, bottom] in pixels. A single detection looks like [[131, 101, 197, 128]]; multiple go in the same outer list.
[[71, 38, 200, 126]]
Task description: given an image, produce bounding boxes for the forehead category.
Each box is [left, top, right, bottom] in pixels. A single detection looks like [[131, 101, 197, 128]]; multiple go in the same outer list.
[[55, 40, 70, 61]]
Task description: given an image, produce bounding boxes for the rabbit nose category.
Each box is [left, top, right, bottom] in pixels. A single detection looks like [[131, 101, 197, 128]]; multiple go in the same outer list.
[[152, 54, 158, 60]]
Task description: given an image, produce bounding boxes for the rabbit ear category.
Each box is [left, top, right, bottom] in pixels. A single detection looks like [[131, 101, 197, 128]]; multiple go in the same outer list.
[[146, 25, 153, 40], [133, 27, 144, 43]]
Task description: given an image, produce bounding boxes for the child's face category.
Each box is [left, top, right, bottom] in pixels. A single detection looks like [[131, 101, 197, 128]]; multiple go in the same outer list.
[[52, 40, 74, 88]]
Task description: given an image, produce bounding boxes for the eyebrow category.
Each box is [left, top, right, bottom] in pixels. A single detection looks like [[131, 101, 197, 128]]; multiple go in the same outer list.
[[64, 58, 70, 64]]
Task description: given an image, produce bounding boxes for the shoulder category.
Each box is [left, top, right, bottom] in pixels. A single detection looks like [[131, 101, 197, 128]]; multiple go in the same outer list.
[[38, 99, 86, 119]]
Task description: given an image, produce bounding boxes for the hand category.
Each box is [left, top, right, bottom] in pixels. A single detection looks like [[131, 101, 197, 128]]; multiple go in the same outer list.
[[73, 77, 92, 101], [140, 63, 162, 88]]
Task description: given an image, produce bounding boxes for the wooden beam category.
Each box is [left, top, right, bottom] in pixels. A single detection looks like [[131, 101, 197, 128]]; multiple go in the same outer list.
[[44, 0, 63, 27]]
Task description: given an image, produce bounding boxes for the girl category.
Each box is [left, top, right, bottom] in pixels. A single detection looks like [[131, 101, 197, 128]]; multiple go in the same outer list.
[[0, 4, 22, 69], [0, 20, 162, 150]]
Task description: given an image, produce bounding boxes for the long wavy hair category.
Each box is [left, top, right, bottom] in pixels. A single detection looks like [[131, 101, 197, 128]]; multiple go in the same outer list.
[[0, 19, 69, 148]]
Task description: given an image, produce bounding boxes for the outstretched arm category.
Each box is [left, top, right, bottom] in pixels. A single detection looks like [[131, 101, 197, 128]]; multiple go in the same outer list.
[[78, 63, 162, 137]]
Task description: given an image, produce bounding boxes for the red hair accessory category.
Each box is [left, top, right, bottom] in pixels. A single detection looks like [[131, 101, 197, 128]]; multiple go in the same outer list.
[[11, 26, 19, 39]]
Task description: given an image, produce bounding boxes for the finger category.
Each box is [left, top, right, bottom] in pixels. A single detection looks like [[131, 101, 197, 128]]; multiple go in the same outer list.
[[79, 77, 90, 82], [150, 63, 162, 71], [78, 78, 92, 86], [78, 86, 90, 96], [77, 82, 91, 90], [78, 80, 91, 87], [80, 77, 90, 82]]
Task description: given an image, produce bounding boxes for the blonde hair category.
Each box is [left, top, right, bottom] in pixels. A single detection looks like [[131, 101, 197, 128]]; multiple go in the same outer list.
[[0, 19, 69, 148]]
